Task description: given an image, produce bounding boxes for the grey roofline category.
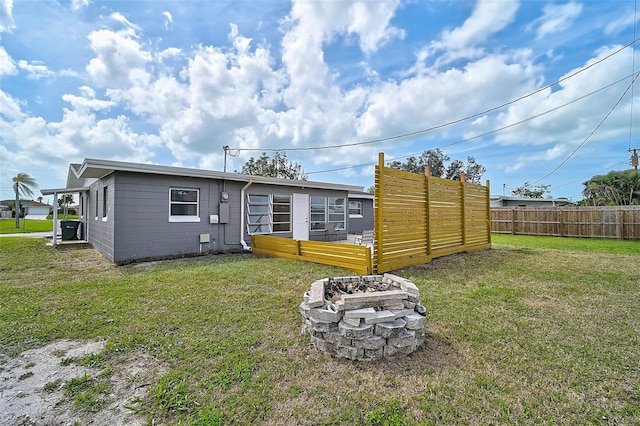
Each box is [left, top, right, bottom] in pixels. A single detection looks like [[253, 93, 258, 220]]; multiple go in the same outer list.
[[55, 158, 364, 193]]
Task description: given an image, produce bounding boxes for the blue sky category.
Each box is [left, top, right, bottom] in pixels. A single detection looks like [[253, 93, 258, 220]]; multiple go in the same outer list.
[[1, 0, 639, 203]]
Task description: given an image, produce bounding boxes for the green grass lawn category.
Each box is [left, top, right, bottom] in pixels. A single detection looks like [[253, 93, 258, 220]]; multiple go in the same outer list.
[[0, 235, 638, 424], [0, 218, 56, 233]]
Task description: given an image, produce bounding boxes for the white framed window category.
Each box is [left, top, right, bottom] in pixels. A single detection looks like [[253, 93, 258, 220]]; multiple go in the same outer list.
[[272, 194, 291, 232], [310, 196, 346, 230], [169, 188, 200, 222], [102, 186, 109, 222], [247, 194, 270, 234], [349, 200, 363, 218], [328, 197, 345, 230], [310, 196, 326, 230], [246, 194, 292, 234]]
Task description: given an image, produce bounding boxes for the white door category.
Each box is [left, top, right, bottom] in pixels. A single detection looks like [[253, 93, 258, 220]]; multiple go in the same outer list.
[[292, 193, 309, 240]]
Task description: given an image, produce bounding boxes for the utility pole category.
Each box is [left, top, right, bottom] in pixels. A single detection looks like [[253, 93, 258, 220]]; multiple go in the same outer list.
[[629, 148, 639, 171], [223, 145, 229, 172]]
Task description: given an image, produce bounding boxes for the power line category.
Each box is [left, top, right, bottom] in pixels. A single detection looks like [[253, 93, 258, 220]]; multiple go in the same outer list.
[[551, 161, 627, 189], [530, 71, 640, 185], [306, 73, 636, 176], [234, 36, 639, 154]]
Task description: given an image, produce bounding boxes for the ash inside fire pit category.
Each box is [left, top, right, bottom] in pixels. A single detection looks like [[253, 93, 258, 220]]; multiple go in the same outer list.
[[300, 274, 428, 361]]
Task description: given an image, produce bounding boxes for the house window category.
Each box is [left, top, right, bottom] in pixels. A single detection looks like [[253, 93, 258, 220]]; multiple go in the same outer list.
[[310, 196, 346, 230], [247, 194, 270, 234], [169, 188, 200, 222], [328, 197, 345, 230], [95, 190, 99, 219], [102, 186, 108, 220], [272, 195, 291, 232], [246, 194, 292, 234], [310, 196, 326, 230], [349, 200, 363, 218]]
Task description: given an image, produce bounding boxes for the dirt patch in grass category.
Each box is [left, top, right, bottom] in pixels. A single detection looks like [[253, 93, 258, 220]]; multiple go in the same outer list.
[[0, 340, 166, 425]]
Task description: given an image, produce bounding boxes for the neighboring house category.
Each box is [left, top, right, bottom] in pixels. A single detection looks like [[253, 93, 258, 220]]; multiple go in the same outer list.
[[24, 201, 53, 220], [347, 191, 374, 234], [490, 195, 575, 208], [0, 199, 52, 219], [42, 158, 363, 264], [0, 202, 10, 219]]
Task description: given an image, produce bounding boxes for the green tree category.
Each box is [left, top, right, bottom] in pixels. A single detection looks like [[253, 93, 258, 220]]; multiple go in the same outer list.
[[58, 194, 74, 217], [388, 149, 486, 183], [12, 172, 37, 228], [511, 182, 551, 198], [581, 170, 640, 206], [240, 151, 308, 180]]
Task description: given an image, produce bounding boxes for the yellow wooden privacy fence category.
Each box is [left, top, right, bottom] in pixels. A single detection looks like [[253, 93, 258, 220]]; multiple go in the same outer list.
[[374, 153, 491, 273], [251, 152, 492, 273]]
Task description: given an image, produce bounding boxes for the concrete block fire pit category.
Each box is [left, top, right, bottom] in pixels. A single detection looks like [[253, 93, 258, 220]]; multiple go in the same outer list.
[[300, 274, 428, 361]]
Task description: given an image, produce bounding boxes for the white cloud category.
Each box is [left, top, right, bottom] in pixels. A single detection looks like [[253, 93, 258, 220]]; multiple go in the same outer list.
[[86, 28, 152, 88], [162, 11, 173, 30], [605, 13, 637, 36], [71, 0, 90, 12], [487, 44, 637, 153], [533, 1, 582, 40], [109, 12, 141, 31], [0, 88, 158, 171], [61, 86, 115, 111], [0, 46, 17, 76], [0, 89, 23, 120], [0, 0, 15, 32], [346, 0, 405, 54], [17, 60, 55, 79], [158, 47, 181, 62], [429, 0, 519, 63]]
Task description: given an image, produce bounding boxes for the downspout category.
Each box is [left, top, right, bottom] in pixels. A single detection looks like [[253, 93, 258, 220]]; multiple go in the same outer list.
[[240, 180, 253, 251]]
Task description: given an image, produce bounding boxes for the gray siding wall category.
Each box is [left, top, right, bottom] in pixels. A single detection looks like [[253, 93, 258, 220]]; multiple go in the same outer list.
[[348, 197, 374, 234], [87, 176, 115, 261], [85, 171, 352, 263], [110, 172, 247, 263]]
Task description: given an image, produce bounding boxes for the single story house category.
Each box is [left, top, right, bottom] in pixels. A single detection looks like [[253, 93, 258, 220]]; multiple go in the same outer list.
[[347, 191, 374, 234], [490, 195, 575, 208], [0, 202, 11, 218], [24, 201, 53, 220], [41, 158, 363, 264]]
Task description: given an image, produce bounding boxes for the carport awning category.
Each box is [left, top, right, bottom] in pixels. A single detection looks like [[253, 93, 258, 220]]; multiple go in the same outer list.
[[40, 187, 89, 195]]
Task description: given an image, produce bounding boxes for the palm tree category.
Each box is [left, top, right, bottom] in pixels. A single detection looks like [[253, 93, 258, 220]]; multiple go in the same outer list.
[[13, 173, 37, 228]]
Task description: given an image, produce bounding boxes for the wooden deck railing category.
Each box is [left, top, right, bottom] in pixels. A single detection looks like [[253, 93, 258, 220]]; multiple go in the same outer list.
[[251, 235, 373, 274]]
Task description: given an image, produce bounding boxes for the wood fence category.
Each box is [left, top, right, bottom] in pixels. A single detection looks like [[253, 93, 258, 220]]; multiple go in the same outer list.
[[491, 206, 640, 239], [251, 152, 492, 274], [251, 235, 373, 274], [375, 153, 491, 273]]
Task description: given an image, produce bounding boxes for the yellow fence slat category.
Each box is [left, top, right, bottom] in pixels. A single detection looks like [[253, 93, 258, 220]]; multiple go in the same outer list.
[[252, 235, 373, 274], [375, 153, 491, 273]]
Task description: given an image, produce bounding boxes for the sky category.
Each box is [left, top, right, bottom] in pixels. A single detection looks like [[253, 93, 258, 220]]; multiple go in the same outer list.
[[1, 0, 639, 204]]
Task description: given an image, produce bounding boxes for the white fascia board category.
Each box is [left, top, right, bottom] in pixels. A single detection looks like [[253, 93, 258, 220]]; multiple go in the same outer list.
[[40, 187, 90, 195]]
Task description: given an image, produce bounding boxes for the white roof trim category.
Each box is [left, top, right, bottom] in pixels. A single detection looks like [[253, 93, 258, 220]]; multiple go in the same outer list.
[[40, 187, 90, 195]]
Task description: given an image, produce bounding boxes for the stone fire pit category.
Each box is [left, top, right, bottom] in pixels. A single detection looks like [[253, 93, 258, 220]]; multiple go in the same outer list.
[[300, 274, 427, 361]]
